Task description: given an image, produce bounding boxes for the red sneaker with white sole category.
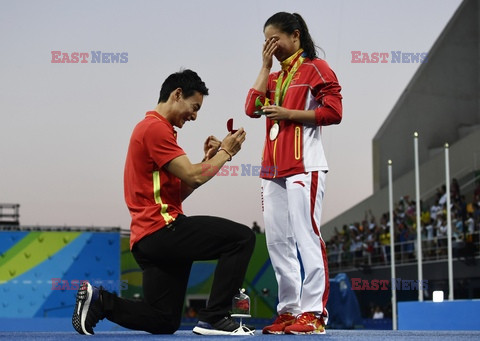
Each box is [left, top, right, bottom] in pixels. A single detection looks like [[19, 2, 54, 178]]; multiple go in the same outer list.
[[284, 312, 326, 335], [262, 312, 296, 334]]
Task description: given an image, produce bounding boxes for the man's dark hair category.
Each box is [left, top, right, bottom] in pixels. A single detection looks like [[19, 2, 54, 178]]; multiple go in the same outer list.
[[158, 69, 209, 104]]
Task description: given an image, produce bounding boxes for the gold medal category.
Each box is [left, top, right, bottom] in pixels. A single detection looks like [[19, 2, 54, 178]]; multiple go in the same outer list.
[[269, 123, 279, 141]]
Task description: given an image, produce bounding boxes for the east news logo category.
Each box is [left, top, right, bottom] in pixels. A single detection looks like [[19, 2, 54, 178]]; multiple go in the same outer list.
[[51, 51, 128, 63], [351, 51, 428, 63]]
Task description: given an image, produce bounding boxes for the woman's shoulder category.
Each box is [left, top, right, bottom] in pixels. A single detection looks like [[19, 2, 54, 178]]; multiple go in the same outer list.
[[303, 57, 331, 69]]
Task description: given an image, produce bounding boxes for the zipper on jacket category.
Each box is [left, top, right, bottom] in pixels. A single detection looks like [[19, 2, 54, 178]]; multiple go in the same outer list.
[[272, 139, 278, 178], [294, 126, 301, 160]]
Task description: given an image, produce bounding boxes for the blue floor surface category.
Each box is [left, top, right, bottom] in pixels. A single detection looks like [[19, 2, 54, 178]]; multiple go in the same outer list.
[[2, 330, 480, 340]]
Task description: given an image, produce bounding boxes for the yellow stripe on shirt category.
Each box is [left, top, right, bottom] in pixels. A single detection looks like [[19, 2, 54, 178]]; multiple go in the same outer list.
[[153, 170, 174, 224]]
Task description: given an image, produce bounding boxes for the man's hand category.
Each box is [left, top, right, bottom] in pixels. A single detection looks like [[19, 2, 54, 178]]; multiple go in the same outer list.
[[219, 128, 247, 158], [164, 129, 246, 192], [203, 135, 221, 161]]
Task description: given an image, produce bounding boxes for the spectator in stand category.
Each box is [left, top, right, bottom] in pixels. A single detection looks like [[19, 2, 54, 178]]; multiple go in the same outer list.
[[340, 225, 352, 265], [438, 185, 448, 207], [452, 211, 464, 237], [463, 211, 477, 264], [327, 237, 340, 267], [465, 212, 475, 238], [466, 194, 479, 218], [363, 220, 378, 265], [421, 202, 431, 226], [404, 197, 416, 223], [398, 223, 414, 261], [348, 228, 360, 265], [379, 227, 391, 265], [450, 178, 460, 201], [436, 214, 448, 256], [424, 218, 435, 258], [365, 210, 377, 231], [451, 211, 465, 257], [456, 195, 468, 223], [396, 197, 406, 221], [372, 224, 383, 263], [430, 197, 442, 222], [372, 306, 384, 319]]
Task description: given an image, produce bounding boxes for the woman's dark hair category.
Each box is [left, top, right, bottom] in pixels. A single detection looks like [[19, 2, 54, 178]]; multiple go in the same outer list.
[[158, 69, 209, 104], [264, 12, 319, 60]]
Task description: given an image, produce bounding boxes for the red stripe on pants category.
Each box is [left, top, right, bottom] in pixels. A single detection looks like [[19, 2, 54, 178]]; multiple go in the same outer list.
[[309, 171, 319, 236], [320, 237, 330, 318]]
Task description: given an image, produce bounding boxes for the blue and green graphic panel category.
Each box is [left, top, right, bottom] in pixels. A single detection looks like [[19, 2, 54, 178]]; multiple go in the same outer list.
[[0, 231, 120, 317]]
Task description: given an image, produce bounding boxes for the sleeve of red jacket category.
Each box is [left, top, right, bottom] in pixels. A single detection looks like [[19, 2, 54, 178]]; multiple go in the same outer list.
[[245, 88, 264, 118], [312, 60, 343, 126]]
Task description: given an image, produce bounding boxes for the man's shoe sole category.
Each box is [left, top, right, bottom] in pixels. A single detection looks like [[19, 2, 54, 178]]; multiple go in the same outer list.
[[193, 325, 237, 335], [72, 282, 93, 335], [193, 323, 255, 335]]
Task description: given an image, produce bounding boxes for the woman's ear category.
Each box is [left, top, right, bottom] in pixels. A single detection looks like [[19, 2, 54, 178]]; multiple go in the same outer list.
[[293, 29, 301, 41]]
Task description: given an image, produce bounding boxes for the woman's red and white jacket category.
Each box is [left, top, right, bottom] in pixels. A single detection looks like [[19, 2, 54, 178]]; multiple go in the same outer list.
[[245, 57, 343, 179]]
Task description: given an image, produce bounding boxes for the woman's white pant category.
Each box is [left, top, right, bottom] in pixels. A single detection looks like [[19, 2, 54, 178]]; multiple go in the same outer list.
[[262, 171, 329, 318]]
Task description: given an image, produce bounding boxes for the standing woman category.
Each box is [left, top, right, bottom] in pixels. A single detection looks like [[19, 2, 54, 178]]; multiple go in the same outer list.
[[245, 12, 342, 335]]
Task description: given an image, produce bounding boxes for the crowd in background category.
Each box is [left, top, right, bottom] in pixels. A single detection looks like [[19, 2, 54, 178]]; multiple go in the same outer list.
[[326, 178, 480, 269]]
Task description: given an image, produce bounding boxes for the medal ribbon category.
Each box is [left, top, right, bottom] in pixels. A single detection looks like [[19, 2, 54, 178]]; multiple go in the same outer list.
[[269, 49, 304, 144], [274, 48, 305, 106]]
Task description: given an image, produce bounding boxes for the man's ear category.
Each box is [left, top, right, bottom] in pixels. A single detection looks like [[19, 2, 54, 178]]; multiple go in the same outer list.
[[171, 88, 183, 102]]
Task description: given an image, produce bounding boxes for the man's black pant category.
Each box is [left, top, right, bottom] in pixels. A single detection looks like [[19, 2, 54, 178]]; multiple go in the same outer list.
[[100, 215, 256, 334]]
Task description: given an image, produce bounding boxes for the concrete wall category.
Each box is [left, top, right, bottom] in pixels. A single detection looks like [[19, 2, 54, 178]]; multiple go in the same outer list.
[[372, 0, 479, 191]]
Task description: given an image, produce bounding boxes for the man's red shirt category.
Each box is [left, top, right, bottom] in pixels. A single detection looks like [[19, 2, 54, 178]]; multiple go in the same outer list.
[[124, 111, 185, 249]]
